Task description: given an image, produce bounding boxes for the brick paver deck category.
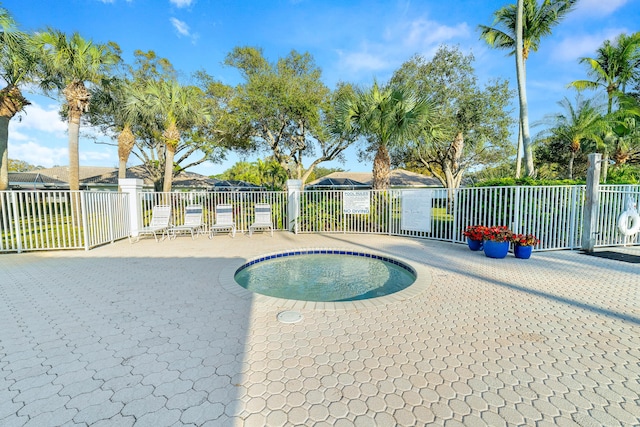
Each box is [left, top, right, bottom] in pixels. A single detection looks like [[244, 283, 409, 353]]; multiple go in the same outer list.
[[0, 234, 638, 426]]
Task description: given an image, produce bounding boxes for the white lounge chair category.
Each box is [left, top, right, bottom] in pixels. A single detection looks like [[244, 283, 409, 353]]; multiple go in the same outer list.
[[170, 204, 205, 239], [130, 205, 172, 242], [249, 203, 273, 237], [209, 204, 236, 238]]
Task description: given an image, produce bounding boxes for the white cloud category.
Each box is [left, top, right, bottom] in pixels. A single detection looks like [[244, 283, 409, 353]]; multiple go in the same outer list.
[[9, 141, 67, 168], [10, 102, 67, 136], [170, 17, 190, 36], [169, 0, 193, 8], [550, 28, 629, 62], [336, 17, 470, 76], [574, 0, 629, 16], [402, 18, 470, 48]]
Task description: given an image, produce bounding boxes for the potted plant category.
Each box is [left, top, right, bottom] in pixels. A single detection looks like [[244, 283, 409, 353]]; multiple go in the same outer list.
[[482, 226, 513, 258], [511, 233, 539, 259], [463, 225, 487, 251]]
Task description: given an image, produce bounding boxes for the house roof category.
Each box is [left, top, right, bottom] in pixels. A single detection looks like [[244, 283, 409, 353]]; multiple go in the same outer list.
[[86, 165, 218, 189], [8, 172, 67, 189], [15, 165, 218, 190], [306, 169, 441, 189], [305, 177, 369, 189]]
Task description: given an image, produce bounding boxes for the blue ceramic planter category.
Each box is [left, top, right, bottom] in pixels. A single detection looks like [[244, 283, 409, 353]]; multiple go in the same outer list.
[[513, 244, 533, 259], [483, 240, 509, 259], [467, 238, 483, 251]]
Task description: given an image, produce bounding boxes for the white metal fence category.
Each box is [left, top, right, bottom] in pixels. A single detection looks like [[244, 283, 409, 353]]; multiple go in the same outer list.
[[137, 191, 288, 233], [596, 185, 640, 247], [2, 184, 638, 253], [0, 191, 130, 253]]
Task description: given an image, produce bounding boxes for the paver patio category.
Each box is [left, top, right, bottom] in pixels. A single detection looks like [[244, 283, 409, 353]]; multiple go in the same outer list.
[[0, 233, 638, 426]]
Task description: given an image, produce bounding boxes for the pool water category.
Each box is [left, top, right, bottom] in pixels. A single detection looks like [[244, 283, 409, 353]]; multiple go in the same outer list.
[[234, 251, 416, 302]]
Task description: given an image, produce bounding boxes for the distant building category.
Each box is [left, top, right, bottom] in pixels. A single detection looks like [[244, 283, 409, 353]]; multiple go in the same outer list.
[[8, 166, 222, 192], [305, 169, 442, 190]]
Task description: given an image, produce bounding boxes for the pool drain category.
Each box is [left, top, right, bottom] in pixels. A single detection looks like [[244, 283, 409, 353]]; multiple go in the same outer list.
[[277, 311, 303, 323]]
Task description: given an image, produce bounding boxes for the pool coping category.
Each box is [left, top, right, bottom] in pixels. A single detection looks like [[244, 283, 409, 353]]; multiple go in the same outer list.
[[218, 247, 432, 311]]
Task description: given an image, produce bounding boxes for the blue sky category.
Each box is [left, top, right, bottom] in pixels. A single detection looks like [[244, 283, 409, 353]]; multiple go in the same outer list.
[[4, 0, 637, 176]]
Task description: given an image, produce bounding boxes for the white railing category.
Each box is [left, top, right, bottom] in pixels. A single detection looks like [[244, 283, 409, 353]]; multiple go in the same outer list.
[[597, 185, 640, 247], [2, 184, 638, 253], [0, 191, 130, 253]]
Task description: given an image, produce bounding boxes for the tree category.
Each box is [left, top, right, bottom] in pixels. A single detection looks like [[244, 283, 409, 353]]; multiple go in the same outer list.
[[331, 80, 436, 189], [138, 79, 210, 192], [479, 0, 578, 177], [0, 7, 37, 190], [35, 29, 119, 190], [87, 77, 142, 182], [8, 158, 42, 172], [537, 96, 605, 179], [390, 46, 514, 196], [569, 32, 640, 180], [224, 47, 353, 185]]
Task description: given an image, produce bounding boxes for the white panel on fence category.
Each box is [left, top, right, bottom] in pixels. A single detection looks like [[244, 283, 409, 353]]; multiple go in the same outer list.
[[343, 191, 370, 214], [401, 190, 432, 232]]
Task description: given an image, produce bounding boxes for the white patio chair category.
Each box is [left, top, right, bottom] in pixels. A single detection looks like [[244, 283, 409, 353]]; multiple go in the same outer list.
[[249, 203, 273, 237], [170, 204, 205, 239], [130, 205, 172, 243], [209, 204, 236, 238]]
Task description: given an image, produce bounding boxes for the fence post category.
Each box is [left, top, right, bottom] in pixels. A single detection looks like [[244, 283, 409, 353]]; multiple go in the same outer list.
[[81, 192, 90, 251], [120, 178, 143, 238], [11, 191, 22, 253], [287, 180, 302, 233], [581, 153, 601, 252]]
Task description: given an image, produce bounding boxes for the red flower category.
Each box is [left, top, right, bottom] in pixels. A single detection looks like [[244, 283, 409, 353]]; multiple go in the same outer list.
[[463, 225, 487, 241], [483, 226, 513, 242], [512, 233, 540, 246]]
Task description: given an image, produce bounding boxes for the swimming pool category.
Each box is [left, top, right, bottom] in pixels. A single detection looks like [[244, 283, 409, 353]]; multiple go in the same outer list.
[[234, 249, 417, 302]]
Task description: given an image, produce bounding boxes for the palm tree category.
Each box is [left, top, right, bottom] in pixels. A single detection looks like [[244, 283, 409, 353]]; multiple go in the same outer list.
[[89, 77, 143, 183], [0, 8, 36, 190], [35, 30, 119, 190], [332, 81, 436, 190], [479, 0, 578, 177], [541, 96, 605, 179], [569, 32, 640, 180], [570, 32, 640, 114], [140, 79, 209, 192]]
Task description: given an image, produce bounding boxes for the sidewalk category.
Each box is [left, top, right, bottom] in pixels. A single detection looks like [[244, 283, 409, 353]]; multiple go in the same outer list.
[[0, 234, 638, 426]]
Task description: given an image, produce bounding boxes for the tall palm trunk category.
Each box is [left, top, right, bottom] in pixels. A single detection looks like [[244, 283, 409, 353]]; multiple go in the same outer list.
[[372, 144, 391, 190], [117, 124, 135, 182], [516, 0, 535, 177], [568, 152, 575, 179], [163, 144, 176, 193], [0, 116, 9, 190], [515, 122, 523, 178], [63, 81, 91, 191], [67, 110, 82, 191], [0, 85, 30, 190], [162, 120, 180, 193]]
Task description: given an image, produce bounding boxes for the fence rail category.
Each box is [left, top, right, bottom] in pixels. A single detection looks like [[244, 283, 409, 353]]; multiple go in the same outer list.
[[1, 191, 130, 253], [2, 184, 639, 253]]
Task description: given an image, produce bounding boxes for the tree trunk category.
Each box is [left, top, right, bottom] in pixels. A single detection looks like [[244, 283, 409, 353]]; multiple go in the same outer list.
[[163, 144, 176, 193], [515, 0, 535, 177], [118, 159, 127, 180], [0, 116, 9, 190], [372, 144, 391, 190], [568, 151, 575, 179], [117, 124, 135, 184], [515, 122, 523, 178], [68, 110, 82, 191]]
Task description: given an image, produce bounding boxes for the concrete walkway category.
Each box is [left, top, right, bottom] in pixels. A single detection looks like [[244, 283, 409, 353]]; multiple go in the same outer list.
[[0, 233, 638, 426]]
